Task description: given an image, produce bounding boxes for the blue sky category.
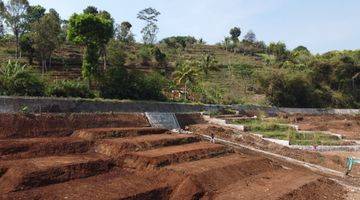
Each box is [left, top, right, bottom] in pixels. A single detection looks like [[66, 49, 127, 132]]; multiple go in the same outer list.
[[28, 0, 360, 53]]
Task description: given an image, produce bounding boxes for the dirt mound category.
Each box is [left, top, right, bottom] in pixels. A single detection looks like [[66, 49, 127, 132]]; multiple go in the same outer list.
[[279, 178, 346, 200], [0, 113, 150, 139]]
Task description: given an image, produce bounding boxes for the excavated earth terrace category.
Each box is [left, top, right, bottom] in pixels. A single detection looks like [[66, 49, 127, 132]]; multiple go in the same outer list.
[[0, 113, 353, 200]]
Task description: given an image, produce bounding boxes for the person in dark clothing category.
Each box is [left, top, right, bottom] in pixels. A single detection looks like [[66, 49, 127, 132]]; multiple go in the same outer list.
[[210, 133, 215, 143]]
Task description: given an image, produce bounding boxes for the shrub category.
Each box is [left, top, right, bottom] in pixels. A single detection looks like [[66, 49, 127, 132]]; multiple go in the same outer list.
[[107, 39, 127, 67], [99, 66, 166, 101], [138, 45, 152, 65], [46, 80, 94, 98], [99, 67, 130, 99], [153, 47, 167, 66], [0, 60, 45, 96]]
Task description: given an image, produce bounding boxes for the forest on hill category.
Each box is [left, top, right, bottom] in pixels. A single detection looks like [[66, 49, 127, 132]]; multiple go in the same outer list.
[[0, 0, 359, 108]]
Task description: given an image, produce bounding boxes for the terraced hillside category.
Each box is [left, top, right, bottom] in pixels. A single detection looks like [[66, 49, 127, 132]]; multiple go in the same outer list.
[[0, 112, 348, 200]]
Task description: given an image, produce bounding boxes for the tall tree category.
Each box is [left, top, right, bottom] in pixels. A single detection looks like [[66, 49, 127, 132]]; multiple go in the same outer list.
[[20, 4, 45, 64], [0, 0, 29, 58], [67, 9, 114, 85], [243, 30, 256, 43], [137, 7, 160, 44], [116, 21, 135, 43], [229, 27, 241, 43], [31, 10, 62, 73]]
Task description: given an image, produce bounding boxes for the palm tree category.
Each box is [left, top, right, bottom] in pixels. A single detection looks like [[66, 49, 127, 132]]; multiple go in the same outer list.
[[172, 60, 199, 100]]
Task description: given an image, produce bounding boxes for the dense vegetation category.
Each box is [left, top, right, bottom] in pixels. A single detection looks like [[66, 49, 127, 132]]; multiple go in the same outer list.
[[0, 0, 358, 108]]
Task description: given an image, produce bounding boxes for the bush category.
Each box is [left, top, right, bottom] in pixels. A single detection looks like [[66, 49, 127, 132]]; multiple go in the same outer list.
[[46, 80, 94, 98], [138, 45, 152, 65], [0, 60, 45, 96], [99, 66, 166, 101], [107, 39, 127, 67], [99, 67, 130, 99]]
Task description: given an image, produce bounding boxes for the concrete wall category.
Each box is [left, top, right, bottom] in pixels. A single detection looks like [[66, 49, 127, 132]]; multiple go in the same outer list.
[[0, 96, 358, 115]]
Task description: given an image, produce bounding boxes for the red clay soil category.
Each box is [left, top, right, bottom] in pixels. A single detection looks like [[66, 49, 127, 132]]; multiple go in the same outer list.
[[0, 113, 150, 139], [124, 142, 232, 169], [2, 169, 182, 200], [279, 178, 346, 200], [0, 137, 91, 160], [286, 114, 360, 139], [0, 153, 112, 193], [188, 124, 347, 171], [72, 127, 168, 141], [0, 115, 350, 200], [95, 133, 200, 158]]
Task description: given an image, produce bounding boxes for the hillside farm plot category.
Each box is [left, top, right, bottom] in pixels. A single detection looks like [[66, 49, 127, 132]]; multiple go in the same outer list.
[[0, 112, 356, 200]]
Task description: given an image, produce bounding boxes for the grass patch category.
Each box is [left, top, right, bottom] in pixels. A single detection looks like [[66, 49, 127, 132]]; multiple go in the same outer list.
[[234, 119, 344, 146], [289, 131, 341, 146]]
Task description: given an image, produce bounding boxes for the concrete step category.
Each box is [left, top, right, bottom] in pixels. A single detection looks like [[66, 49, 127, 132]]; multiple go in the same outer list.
[[72, 127, 168, 141], [124, 142, 233, 169], [0, 137, 91, 160], [96, 133, 201, 158], [0, 154, 112, 193]]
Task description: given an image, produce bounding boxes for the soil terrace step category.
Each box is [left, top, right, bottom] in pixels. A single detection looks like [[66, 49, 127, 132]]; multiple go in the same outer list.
[[72, 127, 169, 141], [2, 170, 182, 200], [168, 154, 284, 199], [96, 133, 201, 158], [211, 169, 320, 200], [123, 142, 233, 169], [0, 154, 112, 193], [0, 137, 92, 160]]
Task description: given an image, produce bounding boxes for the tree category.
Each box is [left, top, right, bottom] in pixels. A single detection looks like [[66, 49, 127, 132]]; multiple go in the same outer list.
[[268, 42, 289, 61], [229, 27, 241, 43], [116, 21, 135, 43], [31, 10, 62, 73], [137, 7, 160, 44], [20, 4, 45, 65], [199, 53, 219, 76], [172, 60, 199, 100], [293, 45, 310, 53], [0, 0, 30, 58], [24, 4, 45, 31], [244, 30, 256, 43], [83, 6, 98, 15], [67, 10, 114, 85], [107, 39, 127, 67], [19, 32, 34, 64], [153, 47, 166, 67]]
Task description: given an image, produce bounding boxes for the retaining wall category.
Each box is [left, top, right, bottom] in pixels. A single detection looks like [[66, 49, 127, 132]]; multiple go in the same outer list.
[[0, 96, 358, 115]]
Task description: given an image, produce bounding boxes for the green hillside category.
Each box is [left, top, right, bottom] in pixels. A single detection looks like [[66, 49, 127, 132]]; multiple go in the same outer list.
[[0, 3, 359, 108]]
